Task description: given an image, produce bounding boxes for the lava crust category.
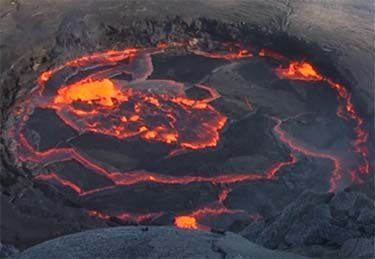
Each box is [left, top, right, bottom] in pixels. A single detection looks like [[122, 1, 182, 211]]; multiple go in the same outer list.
[[5, 39, 371, 233]]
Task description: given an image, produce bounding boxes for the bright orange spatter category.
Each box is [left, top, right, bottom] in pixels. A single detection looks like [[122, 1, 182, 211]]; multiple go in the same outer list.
[[174, 216, 198, 229], [276, 61, 323, 81], [54, 79, 128, 107]]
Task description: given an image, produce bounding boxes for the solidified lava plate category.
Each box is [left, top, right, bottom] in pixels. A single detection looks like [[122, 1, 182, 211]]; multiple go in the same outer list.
[[6, 40, 370, 231]]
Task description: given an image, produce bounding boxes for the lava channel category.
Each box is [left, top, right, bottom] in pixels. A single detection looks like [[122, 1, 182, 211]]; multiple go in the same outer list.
[[34, 46, 227, 150], [275, 61, 370, 185], [7, 42, 371, 232]]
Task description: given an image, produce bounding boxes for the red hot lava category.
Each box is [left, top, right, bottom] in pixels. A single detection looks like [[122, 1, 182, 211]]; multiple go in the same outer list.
[[275, 61, 370, 184], [174, 187, 246, 231], [50, 77, 226, 149], [36, 47, 227, 150], [8, 41, 371, 232]]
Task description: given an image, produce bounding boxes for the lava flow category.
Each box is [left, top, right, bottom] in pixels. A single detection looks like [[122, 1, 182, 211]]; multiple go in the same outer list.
[[40, 48, 228, 149], [275, 61, 370, 184], [7, 41, 371, 232], [50, 77, 227, 149], [189, 42, 252, 60], [174, 188, 246, 231], [272, 117, 342, 191]]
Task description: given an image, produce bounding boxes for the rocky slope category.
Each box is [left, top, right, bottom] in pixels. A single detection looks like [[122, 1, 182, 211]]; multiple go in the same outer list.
[[241, 178, 375, 258], [9, 226, 304, 259]]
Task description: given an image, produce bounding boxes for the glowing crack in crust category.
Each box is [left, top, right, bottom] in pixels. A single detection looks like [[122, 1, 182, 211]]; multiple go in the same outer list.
[[275, 61, 370, 185], [51, 77, 226, 149], [7, 42, 371, 231]]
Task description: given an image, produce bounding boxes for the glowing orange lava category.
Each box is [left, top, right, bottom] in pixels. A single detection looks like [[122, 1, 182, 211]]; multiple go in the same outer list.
[[275, 61, 370, 184], [37, 47, 227, 150], [173, 188, 247, 231], [272, 117, 342, 192], [51, 81, 226, 148], [8, 42, 371, 233], [54, 79, 127, 107], [174, 216, 198, 229], [34, 172, 83, 194], [276, 61, 323, 81], [190, 42, 252, 60]]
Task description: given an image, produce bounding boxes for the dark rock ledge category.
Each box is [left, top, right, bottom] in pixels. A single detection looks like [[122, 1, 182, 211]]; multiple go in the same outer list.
[[8, 226, 304, 259]]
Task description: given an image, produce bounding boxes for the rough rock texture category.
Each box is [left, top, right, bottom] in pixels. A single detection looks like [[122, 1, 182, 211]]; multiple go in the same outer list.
[[1, 0, 373, 113], [340, 238, 375, 258], [0, 243, 18, 258], [10, 226, 304, 259], [241, 179, 375, 258]]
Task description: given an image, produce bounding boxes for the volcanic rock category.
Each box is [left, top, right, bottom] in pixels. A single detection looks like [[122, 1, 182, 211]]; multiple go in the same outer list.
[[340, 238, 375, 258], [9, 226, 304, 259], [0, 1, 373, 259], [240, 181, 375, 258], [0, 243, 19, 258]]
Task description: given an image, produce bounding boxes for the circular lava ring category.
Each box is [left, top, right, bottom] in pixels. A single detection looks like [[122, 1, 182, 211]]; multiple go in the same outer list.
[[7, 40, 370, 231]]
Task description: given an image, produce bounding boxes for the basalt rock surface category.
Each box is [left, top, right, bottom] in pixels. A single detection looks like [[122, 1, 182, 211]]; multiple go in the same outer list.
[[9, 226, 305, 259], [241, 178, 375, 258]]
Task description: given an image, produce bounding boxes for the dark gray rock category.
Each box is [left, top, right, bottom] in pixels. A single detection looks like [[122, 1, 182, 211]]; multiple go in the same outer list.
[[10, 226, 305, 259], [340, 238, 375, 258], [240, 187, 375, 258], [0, 242, 19, 258], [242, 191, 334, 249]]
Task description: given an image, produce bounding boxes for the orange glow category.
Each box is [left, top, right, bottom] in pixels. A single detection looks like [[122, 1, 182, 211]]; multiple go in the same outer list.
[[156, 42, 169, 49], [190, 42, 252, 60], [272, 117, 342, 192], [191, 49, 252, 60], [174, 216, 198, 229], [276, 60, 370, 184], [44, 50, 227, 149], [54, 79, 127, 107], [52, 84, 227, 148], [34, 172, 82, 194], [66, 48, 138, 67], [275, 61, 323, 81], [87, 210, 162, 223], [10, 42, 371, 232]]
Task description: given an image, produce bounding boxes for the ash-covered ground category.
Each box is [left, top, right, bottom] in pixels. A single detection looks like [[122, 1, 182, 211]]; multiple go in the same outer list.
[[1, 1, 374, 259]]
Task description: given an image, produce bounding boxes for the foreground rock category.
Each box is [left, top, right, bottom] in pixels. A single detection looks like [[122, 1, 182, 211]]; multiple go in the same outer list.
[[10, 226, 304, 259], [0, 243, 18, 258], [241, 180, 375, 258]]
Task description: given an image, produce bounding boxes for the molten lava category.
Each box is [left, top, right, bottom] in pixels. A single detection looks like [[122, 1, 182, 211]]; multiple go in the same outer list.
[[174, 216, 198, 230], [37, 47, 227, 150], [190, 42, 252, 60], [51, 80, 226, 148], [8, 42, 371, 233], [272, 117, 342, 191], [54, 79, 127, 107], [276, 61, 323, 81], [275, 61, 370, 184], [173, 187, 248, 231]]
